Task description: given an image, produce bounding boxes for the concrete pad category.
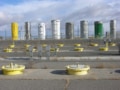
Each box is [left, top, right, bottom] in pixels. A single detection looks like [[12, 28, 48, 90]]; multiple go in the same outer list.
[[0, 80, 65, 90], [68, 80, 120, 90]]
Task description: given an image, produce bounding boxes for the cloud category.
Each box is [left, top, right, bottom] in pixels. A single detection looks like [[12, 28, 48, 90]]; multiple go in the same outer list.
[[61, 1, 119, 22], [0, 0, 105, 24], [60, 1, 120, 30], [0, 0, 120, 37]]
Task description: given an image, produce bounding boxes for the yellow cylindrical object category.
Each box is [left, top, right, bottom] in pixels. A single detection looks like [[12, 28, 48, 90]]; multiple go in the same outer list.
[[99, 47, 108, 51], [24, 44, 31, 48], [50, 48, 59, 52], [74, 44, 81, 47], [9, 44, 15, 48], [3, 48, 13, 52], [26, 48, 36, 52], [109, 43, 116, 46], [67, 69, 88, 75], [66, 64, 90, 75], [89, 43, 98, 46], [2, 63, 25, 75], [57, 44, 64, 47], [42, 44, 47, 47], [11, 22, 19, 40], [74, 48, 84, 52], [99, 42, 109, 51]]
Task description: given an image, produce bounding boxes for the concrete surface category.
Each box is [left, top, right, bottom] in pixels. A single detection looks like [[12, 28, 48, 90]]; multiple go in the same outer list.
[[68, 80, 120, 90], [0, 80, 65, 90], [31, 60, 120, 69], [0, 50, 119, 57], [0, 79, 120, 90], [0, 58, 120, 69], [0, 69, 120, 90], [0, 39, 119, 90]]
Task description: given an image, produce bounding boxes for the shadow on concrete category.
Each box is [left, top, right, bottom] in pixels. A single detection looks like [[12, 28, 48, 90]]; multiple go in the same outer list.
[[98, 53, 119, 56], [51, 70, 67, 75], [0, 70, 3, 75], [115, 70, 120, 73], [7, 57, 31, 60]]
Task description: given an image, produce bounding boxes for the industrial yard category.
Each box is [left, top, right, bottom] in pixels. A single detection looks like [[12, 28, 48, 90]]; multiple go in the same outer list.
[[1, 0, 120, 89], [0, 38, 119, 90], [0, 18, 119, 90]]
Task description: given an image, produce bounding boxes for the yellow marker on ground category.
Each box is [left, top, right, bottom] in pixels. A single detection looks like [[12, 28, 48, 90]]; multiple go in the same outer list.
[[9, 44, 15, 48], [109, 43, 116, 46], [66, 64, 90, 75], [57, 44, 64, 47], [74, 48, 84, 52], [99, 42, 109, 51], [2, 63, 25, 75], [24, 44, 31, 48], [50, 48, 59, 52], [3, 48, 13, 52], [42, 44, 47, 47], [74, 44, 81, 47], [89, 43, 98, 46]]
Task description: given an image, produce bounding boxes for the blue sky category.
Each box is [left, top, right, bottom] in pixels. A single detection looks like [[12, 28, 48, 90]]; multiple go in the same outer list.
[[0, 0, 119, 37], [0, 0, 22, 5]]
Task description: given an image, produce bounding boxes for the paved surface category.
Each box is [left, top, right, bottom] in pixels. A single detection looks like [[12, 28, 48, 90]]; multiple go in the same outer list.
[[0, 69, 120, 90], [24, 58, 120, 69], [0, 79, 120, 90], [0, 39, 119, 90], [68, 80, 120, 90], [0, 50, 119, 57], [0, 39, 119, 46], [0, 80, 65, 90], [0, 39, 119, 58], [0, 58, 120, 69]]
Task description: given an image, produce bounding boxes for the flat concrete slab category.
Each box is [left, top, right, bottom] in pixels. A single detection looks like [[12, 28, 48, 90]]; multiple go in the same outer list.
[[68, 80, 120, 90], [0, 69, 120, 90], [0, 80, 66, 90], [0, 59, 120, 69], [0, 79, 120, 90]]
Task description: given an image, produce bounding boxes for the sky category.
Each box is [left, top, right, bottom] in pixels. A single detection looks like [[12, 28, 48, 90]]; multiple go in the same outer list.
[[0, 0, 119, 38]]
